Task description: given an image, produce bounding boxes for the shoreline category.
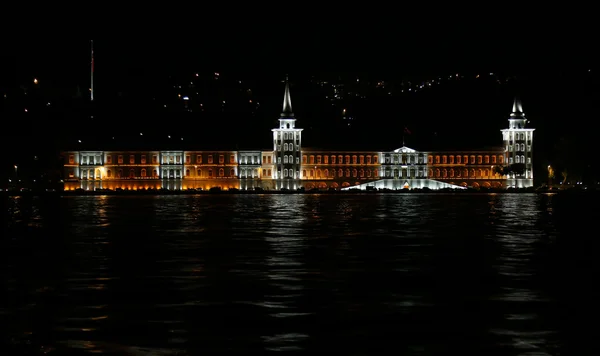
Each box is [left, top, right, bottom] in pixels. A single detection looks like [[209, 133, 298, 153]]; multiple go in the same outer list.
[[2, 188, 594, 197]]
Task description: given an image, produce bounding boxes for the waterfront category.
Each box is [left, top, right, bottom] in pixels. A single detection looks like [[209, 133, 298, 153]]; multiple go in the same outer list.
[[1, 193, 596, 355]]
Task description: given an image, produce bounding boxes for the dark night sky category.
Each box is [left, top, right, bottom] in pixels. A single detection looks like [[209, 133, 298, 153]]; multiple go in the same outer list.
[[3, 22, 596, 81], [0, 23, 598, 183]]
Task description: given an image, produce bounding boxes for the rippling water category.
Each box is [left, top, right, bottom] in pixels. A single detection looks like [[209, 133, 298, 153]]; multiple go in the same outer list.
[[1, 193, 597, 355]]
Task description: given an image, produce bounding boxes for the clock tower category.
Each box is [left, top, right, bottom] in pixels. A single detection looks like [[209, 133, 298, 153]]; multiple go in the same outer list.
[[272, 77, 303, 189]]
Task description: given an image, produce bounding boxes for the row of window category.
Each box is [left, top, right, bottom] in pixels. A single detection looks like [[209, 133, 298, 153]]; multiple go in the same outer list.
[[509, 156, 531, 164], [507, 144, 531, 152], [302, 154, 379, 165], [276, 144, 299, 151], [383, 154, 427, 164], [73, 166, 516, 180], [279, 143, 300, 152], [184, 154, 235, 164], [504, 132, 532, 141], [282, 155, 299, 164], [80, 168, 240, 179], [276, 132, 299, 140], [70, 152, 515, 167], [430, 154, 504, 165], [240, 168, 269, 178], [431, 168, 499, 179], [70, 154, 240, 165], [239, 155, 261, 164], [302, 168, 379, 178]]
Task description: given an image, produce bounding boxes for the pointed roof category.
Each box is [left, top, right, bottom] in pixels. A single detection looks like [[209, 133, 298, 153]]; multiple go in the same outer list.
[[510, 97, 525, 117], [281, 75, 294, 117]]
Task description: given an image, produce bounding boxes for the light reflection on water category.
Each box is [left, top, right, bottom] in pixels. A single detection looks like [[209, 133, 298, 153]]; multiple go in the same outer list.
[[1, 193, 596, 355]]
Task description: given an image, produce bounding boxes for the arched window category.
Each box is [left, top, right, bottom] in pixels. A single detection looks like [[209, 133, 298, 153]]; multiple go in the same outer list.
[[219, 168, 224, 177], [230, 169, 235, 177], [374, 169, 378, 177], [284, 169, 288, 177], [316, 169, 321, 178], [360, 169, 364, 177], [324, 169, 329, 177], [286, 123, 290, 129], [284, 143, 288, 151], [283, 156, 288, 164], [141, 169, 147, 177], [352, 169, 357, 177], [185, 169, 190, 177], [153, 169, 158, 178], [129, 169, 135, 178], [345, 169, 350, 177], [106, 169, 112, 178], [449, 169, 454, 178], [338, 169, 343, 177], [117, 169, 123, 178], [516, 156, 520, 163], [196, 169, 201, 178]]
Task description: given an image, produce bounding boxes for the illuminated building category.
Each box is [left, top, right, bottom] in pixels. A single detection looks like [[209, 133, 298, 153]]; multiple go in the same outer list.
[[62, 80, 534, 191], [500, 98, 535, 188]]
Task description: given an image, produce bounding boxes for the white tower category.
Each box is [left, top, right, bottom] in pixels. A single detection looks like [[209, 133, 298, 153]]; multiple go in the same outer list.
[[501, 98, 535, 188], [272, 76, 303, 189]]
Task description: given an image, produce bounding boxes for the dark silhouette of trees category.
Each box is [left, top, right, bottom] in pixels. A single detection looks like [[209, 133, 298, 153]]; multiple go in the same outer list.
[[552, 136, 583, 184], [494, 163, 525, 176]]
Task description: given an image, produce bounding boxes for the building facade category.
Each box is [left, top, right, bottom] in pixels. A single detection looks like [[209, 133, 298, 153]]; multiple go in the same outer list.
[[63, 81, 535, 191]]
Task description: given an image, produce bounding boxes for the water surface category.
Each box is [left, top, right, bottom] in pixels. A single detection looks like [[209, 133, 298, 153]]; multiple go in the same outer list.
[[1, 193, 596, 355]]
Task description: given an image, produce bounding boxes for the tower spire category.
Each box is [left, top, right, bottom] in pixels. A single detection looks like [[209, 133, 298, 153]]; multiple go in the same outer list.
[[511, 97, 523, 116], [90, 40, 94, 102], [281, 75, 294, 117]]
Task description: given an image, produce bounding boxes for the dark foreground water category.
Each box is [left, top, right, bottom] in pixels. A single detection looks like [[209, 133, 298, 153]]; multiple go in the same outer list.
[[1, 193, 597, 355]]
